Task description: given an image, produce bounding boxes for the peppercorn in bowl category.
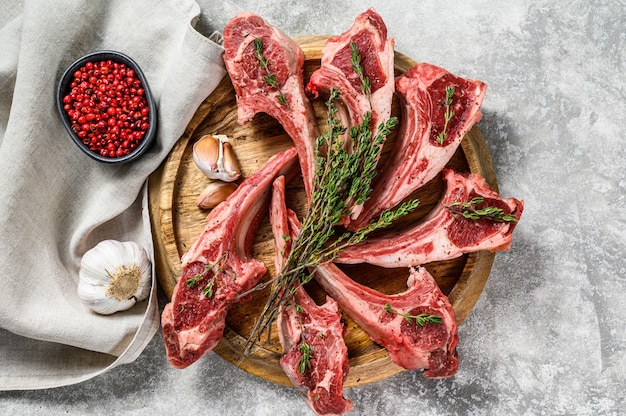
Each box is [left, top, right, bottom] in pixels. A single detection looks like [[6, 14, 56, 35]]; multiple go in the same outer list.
[[56, 51, 157, 164]]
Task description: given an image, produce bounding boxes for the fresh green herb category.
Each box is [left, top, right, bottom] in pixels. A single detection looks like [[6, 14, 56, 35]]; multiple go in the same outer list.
[[447, 197, 518, 223], [298, 343, 313, 374], [436, 86, 455, 145], [185, 252, 230, 295], [202, 276, 217, 298], [350, 41, 371, 101], [253, 38, 288, 106], [384, 303, 443, 327], [185, 274, 202, 288], [241, 89, 419, 359]]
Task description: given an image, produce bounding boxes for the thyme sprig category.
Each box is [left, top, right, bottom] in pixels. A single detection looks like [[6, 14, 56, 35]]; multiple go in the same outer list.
[[298, 343, 313, 374], [447, 197, 518, 223], [202, 277, 217, 298], [241, 89, 419, 359], [185, 252, 229, 298], [185, 273, 202, 289], [350, 41, 371, 101], [384, 303, 443, 327], [292, 304, 315, 374], [253, 38, 288, 107], [436, 86, 455, 145]]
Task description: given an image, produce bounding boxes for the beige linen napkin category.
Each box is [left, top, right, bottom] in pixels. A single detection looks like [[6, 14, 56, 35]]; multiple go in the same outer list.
[[0, 0, 225, 390]]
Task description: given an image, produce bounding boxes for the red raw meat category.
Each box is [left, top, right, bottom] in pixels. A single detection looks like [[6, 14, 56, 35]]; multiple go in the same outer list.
[[338, 169, 524, 268], [278, 288, 353, 415], [316, 263, 459, 377], [285, 210, 458, 377], [350, 63, 487, 230], [161, 148, 299, 369], [223, 12, 319, 198], [270, 176, 353, 416], [307, 8, 395, 136]]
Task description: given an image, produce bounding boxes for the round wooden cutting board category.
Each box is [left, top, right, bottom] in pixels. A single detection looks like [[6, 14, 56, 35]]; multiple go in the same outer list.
[[148, 36, 498, 387]]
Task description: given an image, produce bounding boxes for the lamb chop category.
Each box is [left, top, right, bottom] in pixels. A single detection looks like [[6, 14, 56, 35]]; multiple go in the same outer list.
[[270, 176, 353, 416], [306, 8, 395, 136], [350, 63, 487, 230], [223, 12, 319, 198], [284, 210, 458, 378], [337, 168, 524, 268], [161, 148, 299, 369]]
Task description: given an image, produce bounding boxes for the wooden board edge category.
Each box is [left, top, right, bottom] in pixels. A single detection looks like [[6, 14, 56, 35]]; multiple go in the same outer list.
[[461, 126, 498, 191], [149, 76, 238, 298], [214, 326, 404, 388], [449, 250, 495, 323]]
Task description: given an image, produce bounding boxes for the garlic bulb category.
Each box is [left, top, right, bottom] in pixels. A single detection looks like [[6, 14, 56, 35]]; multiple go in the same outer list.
[[196, 181, 238, 209], [77, 240, 152, 315], [193, 134, 241, 182]]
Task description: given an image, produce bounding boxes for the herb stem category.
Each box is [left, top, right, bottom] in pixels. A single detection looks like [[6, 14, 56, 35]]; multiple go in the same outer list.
[[436, 86, 455, 145], [446, 197, 518, 223], [253, 38, 288, 107], [384, 303, 443, 326], [350, 41, 371, 103]]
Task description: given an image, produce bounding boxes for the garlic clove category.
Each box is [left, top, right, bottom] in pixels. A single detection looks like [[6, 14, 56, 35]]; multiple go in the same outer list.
[[196, 181, 238, 209], [193, 134, 220, 173], [77, 240, 152, 315], [222, 141, 241, 178], [193, 134, 241, 182]]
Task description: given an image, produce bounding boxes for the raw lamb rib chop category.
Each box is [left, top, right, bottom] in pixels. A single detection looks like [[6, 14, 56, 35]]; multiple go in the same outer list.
[[338, 169, 524, 268], [270, 176, 353, 416], [223, 12, 319, 197], [350, 63, 487, 230], [285, 210, 458, 377], [161, 148, 299, 369], [306, 8, 395, 136]]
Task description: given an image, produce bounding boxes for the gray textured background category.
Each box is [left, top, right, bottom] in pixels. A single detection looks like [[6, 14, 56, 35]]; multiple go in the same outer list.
[[3, 0, 625, 414]]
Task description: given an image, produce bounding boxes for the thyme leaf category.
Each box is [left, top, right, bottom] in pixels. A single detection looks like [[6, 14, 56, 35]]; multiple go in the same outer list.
[[253, 38, 288, 107], [298, 343, 313, 374], [202, 276, 217, 298], [384, 303, 443, 326], [436, 85, 455, 145], [185, 274, 202, 288]]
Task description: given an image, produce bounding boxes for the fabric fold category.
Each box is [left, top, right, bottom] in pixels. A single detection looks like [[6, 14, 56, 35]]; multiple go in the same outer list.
[[0, 0, 226, 390]]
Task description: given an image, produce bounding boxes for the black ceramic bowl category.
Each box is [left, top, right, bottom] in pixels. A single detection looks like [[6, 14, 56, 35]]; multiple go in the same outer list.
[[56, 50, 157, 164]]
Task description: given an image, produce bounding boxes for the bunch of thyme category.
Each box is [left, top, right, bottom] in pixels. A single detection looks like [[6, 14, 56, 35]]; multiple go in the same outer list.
[[242, 88, 420, 357]]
